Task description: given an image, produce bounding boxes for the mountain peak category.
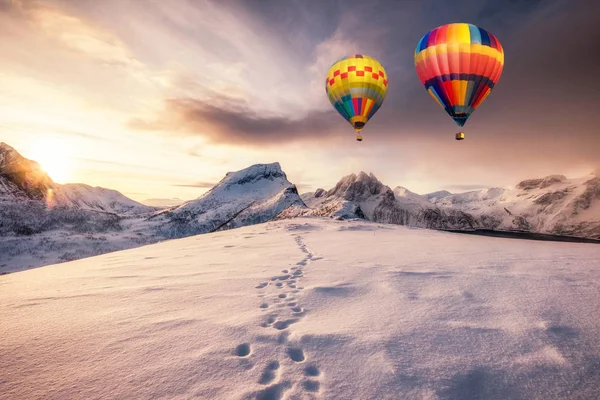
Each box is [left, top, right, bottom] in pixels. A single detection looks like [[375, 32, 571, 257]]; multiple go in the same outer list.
[[326, 171, 390, 202], [0, 142, 16, 152], [220, 162, 287, 188], [423, 190, 452, 201], [516, 175, 567, 190], [159, 162, 304, 237], [0, 142, 54, 200]]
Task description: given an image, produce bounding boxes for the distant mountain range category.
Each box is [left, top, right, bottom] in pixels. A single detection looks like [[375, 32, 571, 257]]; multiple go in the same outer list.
[[1, 141, 598, 272], [299, 171, 600, 238]]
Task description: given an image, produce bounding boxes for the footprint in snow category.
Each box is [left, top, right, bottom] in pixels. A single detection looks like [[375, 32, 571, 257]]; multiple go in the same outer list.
[[259, 303, 269, 309], [278, 293, 287, 299], [286, 347, 305, 362], [235, 343, 251, 357], [273, 319, 299, 330], [301, 364, 322, 393], [256, 282, 268, 289], [255, 381, 292, 400], [304, 365, 320, 377], [282, 269, 289, 273], [260, 314, 278, 327], [302, 380, 320, 393], [258, 360, 280, 385], [277, 331, 290, 344]]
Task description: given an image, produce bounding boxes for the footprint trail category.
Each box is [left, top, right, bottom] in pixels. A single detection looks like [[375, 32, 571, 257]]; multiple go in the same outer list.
[[245, 233, 324, 398]]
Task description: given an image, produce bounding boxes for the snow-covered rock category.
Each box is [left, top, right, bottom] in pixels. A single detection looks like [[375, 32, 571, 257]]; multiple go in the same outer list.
[[152, 163, 307, 237], [300, 172, 478, 229], [431, 174, 600, 238]]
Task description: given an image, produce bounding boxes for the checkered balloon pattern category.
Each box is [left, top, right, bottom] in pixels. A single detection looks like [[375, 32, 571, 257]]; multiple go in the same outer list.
[[325, 54, 388, 133]]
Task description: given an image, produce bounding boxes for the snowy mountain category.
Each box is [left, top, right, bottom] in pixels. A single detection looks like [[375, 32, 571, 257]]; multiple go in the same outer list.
[[299, 170, 600, 239], [2, 140, 599, 273], [150, 162, 307, 238], [423, 189, 452, 201], [300, 172, 477, 229], [2, 218, 600, 399], [0, 142, 152, 216], [0, 142, 53, 201], [0, 143, 162, 272], [52, 184, 154, 215], [431, 172, 600, 238]]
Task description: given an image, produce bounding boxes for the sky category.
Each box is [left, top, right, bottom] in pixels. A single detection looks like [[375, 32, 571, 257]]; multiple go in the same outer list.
[[1, 0, 599, 203]]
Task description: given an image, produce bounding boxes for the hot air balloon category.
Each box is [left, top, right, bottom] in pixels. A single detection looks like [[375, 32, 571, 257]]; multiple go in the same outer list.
[[325, 54, 388, 141], [414, 23, 504, 140]]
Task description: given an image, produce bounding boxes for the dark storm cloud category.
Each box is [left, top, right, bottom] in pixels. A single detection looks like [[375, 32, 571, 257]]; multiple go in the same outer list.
[[131, 97, 344, 146]]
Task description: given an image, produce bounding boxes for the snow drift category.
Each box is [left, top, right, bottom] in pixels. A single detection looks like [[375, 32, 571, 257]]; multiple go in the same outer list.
[[2, 218, 600, 399]]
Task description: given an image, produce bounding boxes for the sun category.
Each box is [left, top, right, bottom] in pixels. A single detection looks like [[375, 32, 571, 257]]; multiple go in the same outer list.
[[27, 138, 74, 184]]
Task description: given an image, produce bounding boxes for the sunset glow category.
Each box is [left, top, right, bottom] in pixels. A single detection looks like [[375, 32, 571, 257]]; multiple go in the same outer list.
[[0, 0, 598, 201], [27, 138, 74, 184]]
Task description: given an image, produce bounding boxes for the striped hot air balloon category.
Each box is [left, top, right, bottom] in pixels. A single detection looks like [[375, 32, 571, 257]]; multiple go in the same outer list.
[[325, 54, 388, 141], [414, 23, 504, 140]]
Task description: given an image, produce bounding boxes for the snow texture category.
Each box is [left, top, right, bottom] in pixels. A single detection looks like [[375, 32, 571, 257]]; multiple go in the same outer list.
[[1, 218, 600, 399]]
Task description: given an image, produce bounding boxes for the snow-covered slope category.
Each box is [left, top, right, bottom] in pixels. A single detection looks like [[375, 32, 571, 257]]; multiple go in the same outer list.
[[394, 185, 438, 211], [2, 218, 600, 399], [423, 189, 452, 202], [0, 154, 308, 273], [52, 184, 154, 215], [432, 173, 600, 237], [0, 143, 160, 272], [300, 172, 477, 229], [152, 163, 307, 237]]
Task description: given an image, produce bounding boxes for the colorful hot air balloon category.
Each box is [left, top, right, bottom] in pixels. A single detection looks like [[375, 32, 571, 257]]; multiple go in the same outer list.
[[325, 54, 388, 141], [414, 23, 504, 140]]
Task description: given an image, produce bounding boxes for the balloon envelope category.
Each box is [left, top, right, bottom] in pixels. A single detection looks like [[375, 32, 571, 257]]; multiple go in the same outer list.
[[414, 23, 504, 127], [325, 54, 388, 135]]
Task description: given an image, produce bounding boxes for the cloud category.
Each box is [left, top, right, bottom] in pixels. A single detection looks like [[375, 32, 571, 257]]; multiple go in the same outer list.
[[0, 0, 140, 68], [3, 0, 600, 198], [129, 95, 344, 146]]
